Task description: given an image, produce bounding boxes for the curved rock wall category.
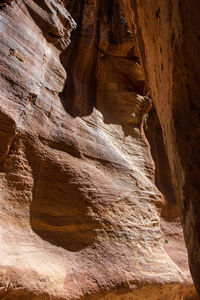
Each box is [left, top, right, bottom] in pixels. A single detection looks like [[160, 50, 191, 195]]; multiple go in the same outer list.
[[0, 0, 197, 299]]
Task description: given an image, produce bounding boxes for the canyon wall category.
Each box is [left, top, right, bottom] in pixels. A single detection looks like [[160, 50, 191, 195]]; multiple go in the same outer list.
[[0, 0, 198, 299], [120, 0, 200, 296]]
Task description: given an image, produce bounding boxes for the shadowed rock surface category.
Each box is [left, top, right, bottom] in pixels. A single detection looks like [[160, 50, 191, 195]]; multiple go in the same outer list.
[[145, 109, 198, 300], [0, 0, 198, 299], [120, 0, 200, 297]]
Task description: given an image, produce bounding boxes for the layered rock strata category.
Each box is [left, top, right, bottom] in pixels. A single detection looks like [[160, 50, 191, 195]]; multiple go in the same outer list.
[[0, 0, 197, 299]]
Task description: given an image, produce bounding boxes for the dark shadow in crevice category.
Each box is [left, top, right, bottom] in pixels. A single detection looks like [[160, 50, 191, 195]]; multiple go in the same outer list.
[[144, 108, 179, 220], [59, 0, 98, 117], [59, 0, 146, 126]]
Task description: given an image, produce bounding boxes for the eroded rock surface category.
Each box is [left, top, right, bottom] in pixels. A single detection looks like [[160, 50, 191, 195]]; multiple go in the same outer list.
[[120, 0, 200, 297], [145, 110, 198, 300], [0, 0, 196, 299]]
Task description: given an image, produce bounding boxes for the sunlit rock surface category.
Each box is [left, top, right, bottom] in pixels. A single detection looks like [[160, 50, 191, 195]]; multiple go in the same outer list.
[[0, 1, 196, 299]]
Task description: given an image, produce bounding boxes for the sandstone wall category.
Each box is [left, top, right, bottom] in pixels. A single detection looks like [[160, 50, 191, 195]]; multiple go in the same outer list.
[[0, 1, 198, 299], [120, 0, 200, 296]]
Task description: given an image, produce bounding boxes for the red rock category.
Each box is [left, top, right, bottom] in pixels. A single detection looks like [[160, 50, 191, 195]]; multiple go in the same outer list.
[[120, 0, 200, 297], [0, 0, 197, 299]]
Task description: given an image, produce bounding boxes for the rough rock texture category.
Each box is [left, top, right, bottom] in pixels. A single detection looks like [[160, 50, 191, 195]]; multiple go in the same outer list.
[[120, 0, 200, 297], [145, 110, 198, 300], [0, 0, 197, 299]]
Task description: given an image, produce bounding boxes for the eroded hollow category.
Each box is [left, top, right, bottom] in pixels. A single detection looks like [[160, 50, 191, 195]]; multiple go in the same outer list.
[[26, 140, 100, 252]]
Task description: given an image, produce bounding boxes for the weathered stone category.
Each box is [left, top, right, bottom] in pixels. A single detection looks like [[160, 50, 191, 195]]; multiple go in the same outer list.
[[120, 0, 200, 297], [0, 0, 197, 299]]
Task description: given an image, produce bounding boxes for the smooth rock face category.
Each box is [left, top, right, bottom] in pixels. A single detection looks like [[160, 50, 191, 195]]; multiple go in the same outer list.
[[120, 0, 200, 297], [0, 0, 196, 299]]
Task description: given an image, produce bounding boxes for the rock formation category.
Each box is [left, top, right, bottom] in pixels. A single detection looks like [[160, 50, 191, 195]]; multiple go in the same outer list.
[[120, 0, 200, 297], [0, 0, 198, 299], [145, 109, 198, 300]]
